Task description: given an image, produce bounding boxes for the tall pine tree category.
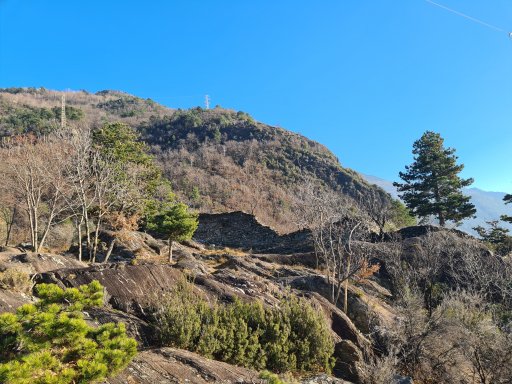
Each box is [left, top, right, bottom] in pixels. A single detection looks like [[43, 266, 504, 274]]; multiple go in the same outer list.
[[394, 131, 476, 227], [502, 194, 512, 223]]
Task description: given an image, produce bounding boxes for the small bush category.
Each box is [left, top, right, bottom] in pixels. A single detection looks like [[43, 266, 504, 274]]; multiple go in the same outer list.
[[259, 370, 288, 384], [150, 280, 334, 374], [0, 269, 32, 293], [0, 281, 137, 384]]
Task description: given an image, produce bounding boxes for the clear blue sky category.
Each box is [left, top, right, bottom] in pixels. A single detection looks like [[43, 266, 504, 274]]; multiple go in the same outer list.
[[1, 0, 512, 192]]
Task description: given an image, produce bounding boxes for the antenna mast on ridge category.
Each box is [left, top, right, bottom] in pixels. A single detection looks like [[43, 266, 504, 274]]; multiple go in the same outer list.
[[61, 94, 66, 128], [205, 94, 210, 110]]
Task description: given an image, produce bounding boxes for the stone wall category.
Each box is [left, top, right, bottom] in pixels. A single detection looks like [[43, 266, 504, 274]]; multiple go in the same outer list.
[[193, 211, 313, 254]]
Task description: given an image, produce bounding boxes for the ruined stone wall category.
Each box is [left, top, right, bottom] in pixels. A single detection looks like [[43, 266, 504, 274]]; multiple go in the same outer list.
[[193, 211, 313, 254]]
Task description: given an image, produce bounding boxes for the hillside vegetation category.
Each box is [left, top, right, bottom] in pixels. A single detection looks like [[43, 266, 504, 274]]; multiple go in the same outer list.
[[1, 88, 512, 384], [0, 87, 386, 233]]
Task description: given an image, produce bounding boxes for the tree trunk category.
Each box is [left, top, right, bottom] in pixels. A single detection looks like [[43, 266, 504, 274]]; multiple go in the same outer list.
[[432, 175, 446, 227], [343, 278, 349, 314], [77, 219, 83, 262], [37, 188, 60, 253], [83, 205, 91, 255], [343, 257, 351, 313], [38, 212, 55, 253], [168, 239, 173, 263], [32, 209, 39, 253], [91, 217, 102, 263], [103, 238, 116, 264], [4, 206, 16, 246], [438, 213, 446, 227], [27, 203, 38, 252]]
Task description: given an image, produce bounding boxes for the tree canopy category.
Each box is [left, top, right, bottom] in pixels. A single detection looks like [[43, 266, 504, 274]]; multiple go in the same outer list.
[[0, 281, 137, 384], [394, 131, 475, 227], [502, 194, 512, 224], [144, 196, 198, 262], [473, 220, 512, 257]]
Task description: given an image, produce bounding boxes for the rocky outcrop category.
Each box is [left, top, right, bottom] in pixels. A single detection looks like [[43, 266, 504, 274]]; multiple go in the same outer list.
[[0, 290, 33, 313], [36, 263, 191, 314], [87, 307, 157, 348], [194, 212, 313, 253], [32, 251, 382, 383], [0, 251, 86, 275], [104, 348, 262, 384], [9, 227, 411, 384], [0, 250, 86, 313], [34, 261, 261, 316], [106, 348, 356, 384], [396, 225, 470, 240]]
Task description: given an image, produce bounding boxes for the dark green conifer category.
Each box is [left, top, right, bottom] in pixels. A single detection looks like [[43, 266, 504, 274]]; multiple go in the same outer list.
[[473, 220, 512, 256], [502, 194, 512, 224], [144, 196, 198, 262], [394, 131, 476, 227]]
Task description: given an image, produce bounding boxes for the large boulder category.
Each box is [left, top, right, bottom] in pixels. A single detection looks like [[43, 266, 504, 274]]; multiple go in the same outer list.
[[104, 347, 261, 384], [36, 263, 189, 314], [0, 289, 33, 313], [0, 252, 86, 275], [35, 262, 252, 315]]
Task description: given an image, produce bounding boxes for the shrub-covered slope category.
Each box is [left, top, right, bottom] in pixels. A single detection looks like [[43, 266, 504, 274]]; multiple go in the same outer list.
[[0, 87, 388, 232]]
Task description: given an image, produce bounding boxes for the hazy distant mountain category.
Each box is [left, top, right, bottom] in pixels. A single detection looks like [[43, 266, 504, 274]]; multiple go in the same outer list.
[[363, 174, 512, 237]]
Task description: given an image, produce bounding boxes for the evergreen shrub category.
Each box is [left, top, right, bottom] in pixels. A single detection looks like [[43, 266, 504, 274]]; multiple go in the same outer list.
[[150, 280, 334, 374]]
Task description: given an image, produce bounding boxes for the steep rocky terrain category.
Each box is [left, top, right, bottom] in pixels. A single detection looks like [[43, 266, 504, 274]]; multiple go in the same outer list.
[[3, 87, 509, 384], [2, 202, 509, 383], [0, 210, 396, 383], [10, 223, 374, 383]]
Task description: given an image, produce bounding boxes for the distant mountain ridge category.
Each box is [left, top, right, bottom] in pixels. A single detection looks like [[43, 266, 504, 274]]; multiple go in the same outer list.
[[363, 174, 512, 236]]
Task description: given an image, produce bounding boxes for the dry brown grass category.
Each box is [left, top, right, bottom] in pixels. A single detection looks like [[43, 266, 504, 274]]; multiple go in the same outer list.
[[201, 247, 248, 257], [0, 88, 173, 135], [0, 268, 32, 293]]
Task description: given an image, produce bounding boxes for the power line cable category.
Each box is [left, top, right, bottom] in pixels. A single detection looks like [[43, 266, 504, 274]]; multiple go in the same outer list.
[[425, 0, 508, 35]]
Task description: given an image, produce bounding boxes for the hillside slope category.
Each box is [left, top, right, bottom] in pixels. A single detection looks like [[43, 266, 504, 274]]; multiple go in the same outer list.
[[0, 87, 388, 232]]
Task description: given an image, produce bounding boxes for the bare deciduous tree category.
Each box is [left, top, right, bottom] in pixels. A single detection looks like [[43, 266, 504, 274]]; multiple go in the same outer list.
[[375, 227, 512, 383], [0, 193, 19, 246], [295, 181, 374, 312], [357, 189, 394, 240], [0, 135, 74, 252]]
